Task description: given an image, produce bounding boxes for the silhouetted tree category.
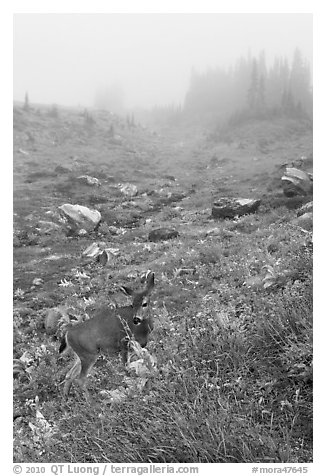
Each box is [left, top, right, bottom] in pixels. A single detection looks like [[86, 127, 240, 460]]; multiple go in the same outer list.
[[181, 48, 312, 122], [289, 48, 312, 113], [247, 59, 259, 109], [258, 75, 266, 110], [23, 91, 30, 111]]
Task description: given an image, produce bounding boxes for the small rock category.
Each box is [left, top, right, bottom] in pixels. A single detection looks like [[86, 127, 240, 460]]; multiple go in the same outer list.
[[292, 212, 313, 231], [297, 201, 313, 217], [267, 243, 279, 254], [212, 198, 261, 219], [37, 221, 62, 235], [82, 242, 104, 257], [55, 165, 71, 174], [175, 268, 196, 276], [243, 276, 264, 290], [156, 191, 187, 206], [44, 307, 69, 335], [162, 174, 177, 182], [77, 175, 101, 186], [148, 228, 179, 242], [82, 243, 120, 263], [205, 227, 220, 237], [120, 183, 138, 197], [97, 250, 109, 266], [108, 226, 125, 235]]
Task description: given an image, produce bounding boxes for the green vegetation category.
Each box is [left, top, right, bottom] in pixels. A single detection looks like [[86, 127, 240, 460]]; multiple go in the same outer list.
[[13, 103, 312, 463]]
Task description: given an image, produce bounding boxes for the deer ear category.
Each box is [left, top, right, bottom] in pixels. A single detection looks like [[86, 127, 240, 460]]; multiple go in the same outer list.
[[146, 272, 155, 291], [120, 286, 134, 297]]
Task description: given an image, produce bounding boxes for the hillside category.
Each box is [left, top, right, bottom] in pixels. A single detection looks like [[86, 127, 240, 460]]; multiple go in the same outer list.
[[13, 105, 313, 463]]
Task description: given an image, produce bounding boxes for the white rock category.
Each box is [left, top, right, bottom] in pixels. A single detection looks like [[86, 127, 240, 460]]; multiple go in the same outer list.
[[59, 204, 101, 231]]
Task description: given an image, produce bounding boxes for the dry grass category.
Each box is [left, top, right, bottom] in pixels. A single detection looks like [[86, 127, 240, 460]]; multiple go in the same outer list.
[[13, 105, 313, 463]]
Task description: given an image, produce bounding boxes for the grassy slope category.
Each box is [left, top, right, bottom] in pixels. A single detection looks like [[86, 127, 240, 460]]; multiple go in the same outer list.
[[13, 106, 313, 463]]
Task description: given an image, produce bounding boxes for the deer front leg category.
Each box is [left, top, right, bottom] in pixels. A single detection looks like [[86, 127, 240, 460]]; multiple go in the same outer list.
[[120, 337, 130, 366]]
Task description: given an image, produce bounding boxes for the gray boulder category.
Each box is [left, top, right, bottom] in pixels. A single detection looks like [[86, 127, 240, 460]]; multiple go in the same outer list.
[[297, 201, 313, 217], [282, 167, 313, 197], [59, 204, 101, 232]]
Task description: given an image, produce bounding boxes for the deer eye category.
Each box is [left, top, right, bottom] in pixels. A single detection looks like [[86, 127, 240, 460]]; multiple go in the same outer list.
[[142, 302, 148, 308]]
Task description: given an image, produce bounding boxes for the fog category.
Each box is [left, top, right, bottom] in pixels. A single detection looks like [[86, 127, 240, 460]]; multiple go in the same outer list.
[[13, 13, 312, 110]]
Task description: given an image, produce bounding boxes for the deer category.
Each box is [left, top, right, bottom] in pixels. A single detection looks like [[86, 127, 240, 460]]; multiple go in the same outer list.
[[59, 271, 155, 400]]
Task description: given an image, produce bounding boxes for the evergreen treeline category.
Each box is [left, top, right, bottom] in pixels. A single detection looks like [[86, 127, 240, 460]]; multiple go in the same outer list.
[[183, 48, 312, 123]]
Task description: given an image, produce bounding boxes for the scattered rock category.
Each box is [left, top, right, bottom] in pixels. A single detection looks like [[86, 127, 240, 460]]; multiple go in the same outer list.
[[106, 225, 126, 235], [148, 228, 180, 242], [297, 201, 313, 217], [267, 243, 279, 254], [97, 250, 109, 265], [243, 276, 264, 290], [82, 242, 106, 258], [205, 227, 221, 237], [44, 307, 69, 335], [262, 265, 291, 291], [280, 155, 313, 170], [14, 229, 39, 247], [59, 204, 101, 233], [106, 175, 117, 183], [166, 191, 187, 203], [120, 183, 138, 197], [212, 198, 261, 219], [162, 174, 177, 182], [82, 242, 120, 265], [292, 212, 313, 231], [282, 168, 313, 197], [36, 221, 62, 235], [77, 175, 101, 186], [175, 267, 196, 277], [100, 206, 142, 228], [132, 197, 154, 214], [54, 165, 71, 174], [153, 191, 187, 207]]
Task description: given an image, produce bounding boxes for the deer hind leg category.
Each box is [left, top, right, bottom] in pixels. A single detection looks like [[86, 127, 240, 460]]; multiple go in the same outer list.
[[63, 355, 81, 398], [75, 353, 98, 401]]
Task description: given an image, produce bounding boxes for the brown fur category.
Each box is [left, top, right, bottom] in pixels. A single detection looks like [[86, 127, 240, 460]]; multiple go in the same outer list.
[[61, 272, 155, 399]]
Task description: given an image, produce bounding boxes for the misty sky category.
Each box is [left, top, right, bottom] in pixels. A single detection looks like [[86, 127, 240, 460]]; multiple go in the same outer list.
[[13, 13, 312, 110]]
